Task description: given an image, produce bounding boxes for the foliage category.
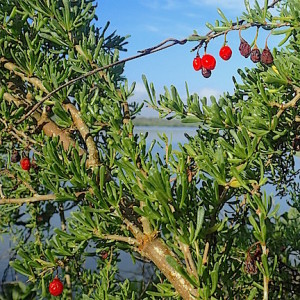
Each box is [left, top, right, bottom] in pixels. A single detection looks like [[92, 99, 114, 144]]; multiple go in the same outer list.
[[0, 0, 299, 299]]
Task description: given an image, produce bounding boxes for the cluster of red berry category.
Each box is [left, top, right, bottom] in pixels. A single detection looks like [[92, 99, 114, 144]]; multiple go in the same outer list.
[[192, 45, 232, 78], [193, 30, 274, 78]]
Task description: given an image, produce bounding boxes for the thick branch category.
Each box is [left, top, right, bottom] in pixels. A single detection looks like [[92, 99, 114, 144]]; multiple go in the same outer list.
[[63, 103, 100, 168], [3, 92, 85, 155], [0, 58, 48, 93], [142, 238, 198, 300]]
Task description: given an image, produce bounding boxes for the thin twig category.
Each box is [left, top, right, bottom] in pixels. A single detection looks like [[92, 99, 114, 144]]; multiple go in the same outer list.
[[16, 39, 187, 125], [202, 242, 210, 265], [179, 241, 198, 281], [99, 234, 138, 245], [0, 191, 87, 205], [10, 131, 42, 156], [271, 88, 300, 128], [1, 169, 37, 195]]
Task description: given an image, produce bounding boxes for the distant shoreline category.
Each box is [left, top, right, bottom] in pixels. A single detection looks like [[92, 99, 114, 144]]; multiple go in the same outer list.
[[132, 117, 198, 127]]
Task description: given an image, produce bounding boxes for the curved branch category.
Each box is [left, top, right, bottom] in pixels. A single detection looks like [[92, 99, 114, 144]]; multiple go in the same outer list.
[[63, 103, 100, 168], [3, 92, 86, 156], [0, 58, 48, 93]]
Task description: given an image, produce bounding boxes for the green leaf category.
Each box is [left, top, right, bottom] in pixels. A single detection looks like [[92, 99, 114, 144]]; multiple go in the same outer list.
[[247, 287, 258, 300], [191, 207, 205, 243]]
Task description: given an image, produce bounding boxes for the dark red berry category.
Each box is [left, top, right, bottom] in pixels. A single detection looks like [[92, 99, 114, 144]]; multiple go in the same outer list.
[[20, 157, 31, 171], [219, 45, 232, 61], [101, 251, 109, 260], [292, 136, 300, 151], [250, 47, 261, 63], [193, 55, 202, 71], [239, 38, 251, 58], [11, 150, 21, 163], [201, 67, 211, 78], [261, 47, 273, 65], [201, 54, 216, 71], [49, 277, 64, 296]]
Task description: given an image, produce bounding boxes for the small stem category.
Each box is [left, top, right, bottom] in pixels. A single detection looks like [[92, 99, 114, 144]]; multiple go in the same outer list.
[[98, 233, 138, 245], [179, 241, 198, 281], [261, 244, 269, 300], [271, 88, 300, 128], [253, 27, 259, 48], [202, 242, 210, 265]]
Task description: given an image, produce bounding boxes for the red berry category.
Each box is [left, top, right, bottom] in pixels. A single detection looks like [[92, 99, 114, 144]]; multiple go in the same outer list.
[[101, 251, 109, 260], [49, 277, 64, 296], [193, 55, 202, 71], [219, 45, 232, 61], [20, 157, 31, 171], [201, 54, 216, 71]]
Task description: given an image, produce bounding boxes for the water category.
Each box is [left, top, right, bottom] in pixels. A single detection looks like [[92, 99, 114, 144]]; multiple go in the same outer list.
[[0, 125, 299, 287]]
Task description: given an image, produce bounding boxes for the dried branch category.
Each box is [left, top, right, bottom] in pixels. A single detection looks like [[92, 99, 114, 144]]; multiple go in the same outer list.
[[0, 191, 86, 205]]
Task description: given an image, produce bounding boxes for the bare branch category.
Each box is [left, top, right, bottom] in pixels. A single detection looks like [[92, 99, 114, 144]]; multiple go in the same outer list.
[[0, 191, 86, 205], [0, 58, 48, 93], [63, 103, 100, 168]]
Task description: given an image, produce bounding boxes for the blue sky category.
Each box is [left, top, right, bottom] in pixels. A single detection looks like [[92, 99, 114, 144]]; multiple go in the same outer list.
[[96, 1, 281, 116]]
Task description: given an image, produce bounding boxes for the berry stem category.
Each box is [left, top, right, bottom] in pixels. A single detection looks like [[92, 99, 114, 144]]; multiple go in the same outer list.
[[223, 31, 228, 46], [265, 29, 273, 48], [253, 27, 260, 48]]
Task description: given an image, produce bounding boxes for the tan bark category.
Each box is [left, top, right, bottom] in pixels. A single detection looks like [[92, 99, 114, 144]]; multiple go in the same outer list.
[[3, 92, 85, 155], [142, 238, 198, 300], [0, 58, 48, 93], [63, 103, 100, 168]]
